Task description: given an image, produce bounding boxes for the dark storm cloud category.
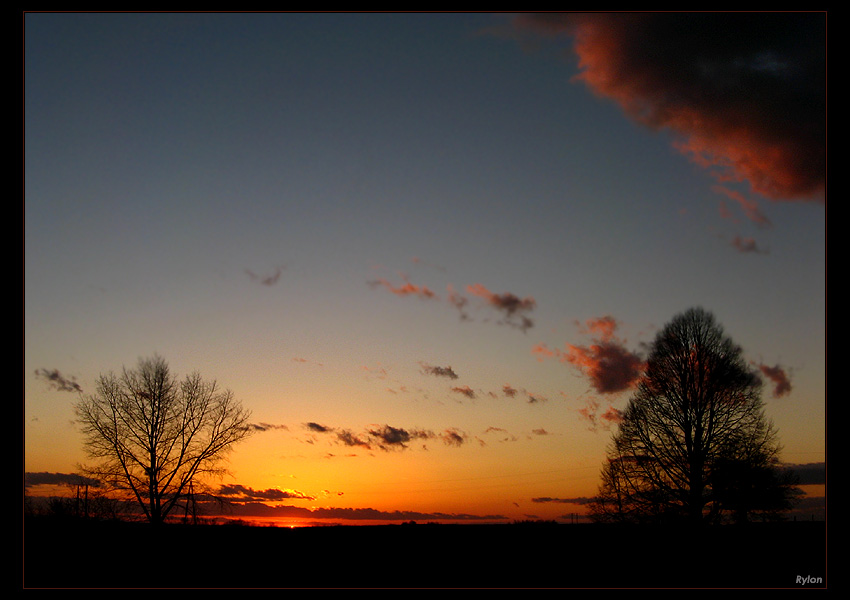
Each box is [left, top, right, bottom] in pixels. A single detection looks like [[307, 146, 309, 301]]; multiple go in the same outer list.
[[515, 12, 826, 202], [34, 368, 83, 393]]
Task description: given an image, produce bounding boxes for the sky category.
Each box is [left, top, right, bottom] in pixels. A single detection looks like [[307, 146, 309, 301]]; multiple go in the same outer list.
[[24, 12, 826, 526]]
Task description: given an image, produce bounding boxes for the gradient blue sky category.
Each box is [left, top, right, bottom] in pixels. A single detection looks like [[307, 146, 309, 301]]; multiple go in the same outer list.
[[24, 12, 825, 524]]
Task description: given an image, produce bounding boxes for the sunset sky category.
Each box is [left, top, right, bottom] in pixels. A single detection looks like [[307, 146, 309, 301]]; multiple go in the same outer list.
[[24, 12, 826, 525]]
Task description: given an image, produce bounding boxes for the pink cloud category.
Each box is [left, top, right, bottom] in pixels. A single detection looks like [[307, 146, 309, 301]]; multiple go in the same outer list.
[[514, 13, 825, 202], [368, 269, 538, 333], [712, 185, 772, 227], [563, 341, 644, 394], [451, 385, 476, 400], [577, 399, 624, 432], [368, 274, 437, 300], [534, 316, 644, 394], [758, 363, 793, 398], [577, 315, 618, 341], [466, 283, 536, 331]]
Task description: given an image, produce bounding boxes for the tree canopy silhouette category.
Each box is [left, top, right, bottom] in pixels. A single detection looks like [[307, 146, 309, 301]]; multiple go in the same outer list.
[[74, 355, 253, 525], [589, 308, 798, 524]]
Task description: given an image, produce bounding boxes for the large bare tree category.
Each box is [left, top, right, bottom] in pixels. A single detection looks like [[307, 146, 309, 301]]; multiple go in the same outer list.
[[589, 308, 797, 524], [74, 355, 253, 525]]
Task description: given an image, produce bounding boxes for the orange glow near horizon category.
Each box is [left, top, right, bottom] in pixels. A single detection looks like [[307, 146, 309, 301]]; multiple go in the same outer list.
[[25, 12, 825, 534]]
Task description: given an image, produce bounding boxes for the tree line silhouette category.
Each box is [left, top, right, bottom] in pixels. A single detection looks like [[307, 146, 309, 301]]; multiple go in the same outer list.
[[33, 307, 801, 527]]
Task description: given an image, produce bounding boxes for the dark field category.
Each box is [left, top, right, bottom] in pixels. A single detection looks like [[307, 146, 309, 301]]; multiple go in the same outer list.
[[23, 517, 827, 589]]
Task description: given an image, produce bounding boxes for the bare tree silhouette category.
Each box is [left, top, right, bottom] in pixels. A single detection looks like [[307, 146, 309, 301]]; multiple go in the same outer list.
[[589, 308, 798, 524], [74, 355, 253, 525]]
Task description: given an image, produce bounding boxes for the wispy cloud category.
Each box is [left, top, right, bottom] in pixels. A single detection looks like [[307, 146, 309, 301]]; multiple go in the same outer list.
[[304, 422, 470, 452], [439, 428, 467, 447], [361, 364, 390, 380], [713, 185, 772, 227], [367, 274, 438, 300], [305, 422, 334, 434], [218, 484, 314, 502], [420, 363, 459, 380], [730, 235, 769, 254], [292, 357, 324, 366], [247, 422, 290, 433], [450, 385, 477, 400], [246, 265, 285, 286], [481, 425, 550, 444], [483, 426, 518, 444], [577, 398, 624, 432], [34, 368, 83, 393], [25, 471, 101, 488], [195, 500, 508, 523], [514, 12, 825, 203], [368, 273, 536, 331], [490, 383, 547, 405], [525, 392, 548, 404], [447, 283, 472, 321], [532, 496, 595, 505], [465, 283, 536, 332], [410, 256, 446, 272], [334, 428, 373, 449]]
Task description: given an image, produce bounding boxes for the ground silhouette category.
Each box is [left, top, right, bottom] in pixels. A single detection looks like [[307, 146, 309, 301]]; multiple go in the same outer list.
[[23, 516, 826, 588]]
